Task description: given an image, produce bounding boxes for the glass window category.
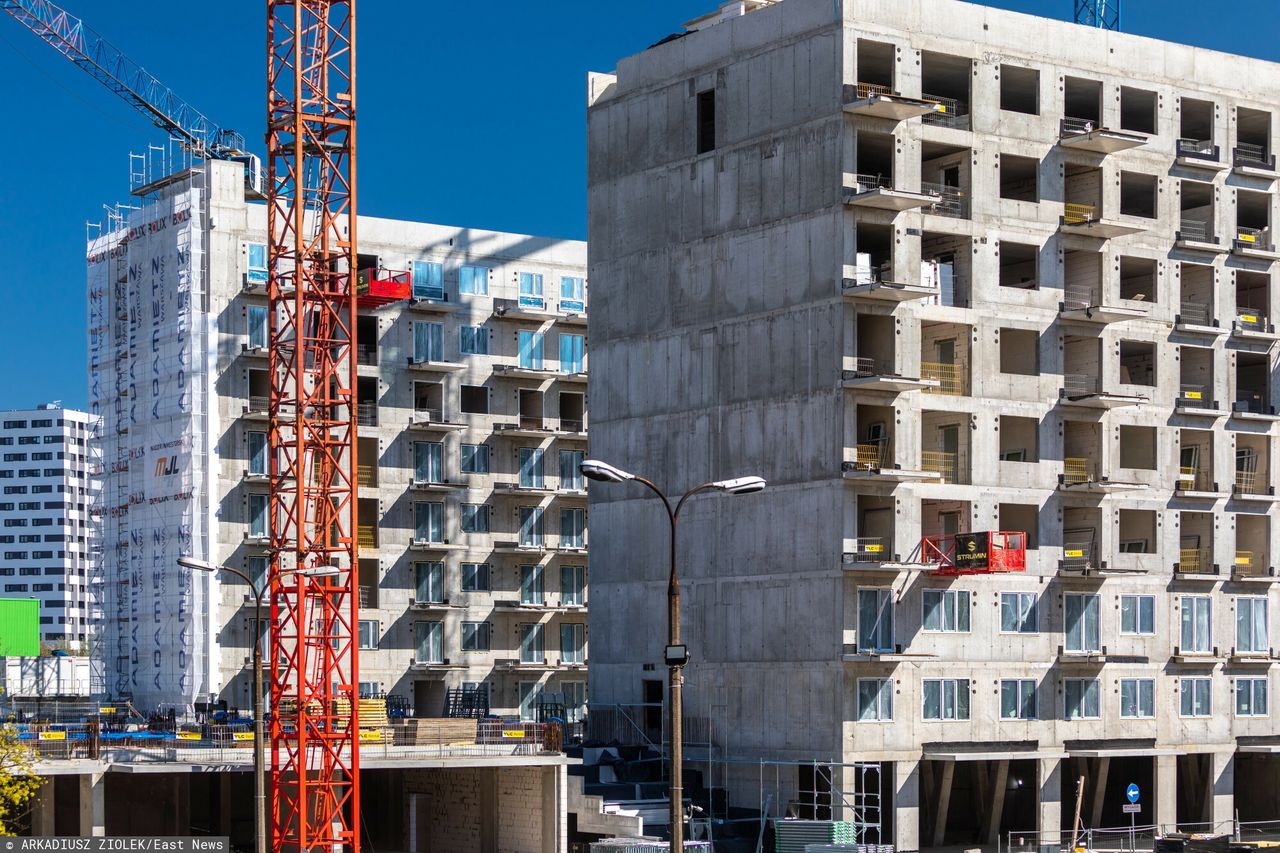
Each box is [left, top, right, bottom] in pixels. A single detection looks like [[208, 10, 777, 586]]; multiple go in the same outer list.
[[1000, 679, 1037, 720], [247, 556, 268, 591], [922, 679, 970, 721], [1065, 593, 1101, 652], [518, 330, 544, 370], [560, 276, 586, 312], [460, 326, 489, 355], [562, 681, 588, 723], [247, 431, 268, 476], [519, 506, 544, 548], [518, 680, 541, 721], [922, 589, 970, 632], [412, 261, 444, 300], [414, 621, 442, 664], [461, 562, 490, 592], [1236, 678, 1269, 717], [413, 441, 443, 484], [1237, 596, 1269, 653], [247, 304, 268, 349], [413, 322, 444, 363], [519, 623, 544, 664], [1064, 678, 1101, 719], [857, 678, 893, 722], [1181, 595, 1213, 652], [858, 588, 894, 653], [461, 622, 491, 652], [518, 272, 545, 309], [561, 623, 586, 664], [560, 508, 586, 549], [1120, 678, 1155, 718], [1120, 595, 1155, 635], [247, 243, 268, 283], [520, 565, 544, 605], [518, 447, 544, 489], [414, 501, 444, 543], [357, 619, 379, 650], [460, 444, 490, 474], [460, 503, 489, 534], [1180, 677, 1212, 717], [415, 562, 444, 603], [459, 265, 489, 296], [1000, 592, 1037, 634], [247, 493, 268, 538], [559, 450, 585, 491], [559, 334, 585, 374], [561, 564, 586, 606]]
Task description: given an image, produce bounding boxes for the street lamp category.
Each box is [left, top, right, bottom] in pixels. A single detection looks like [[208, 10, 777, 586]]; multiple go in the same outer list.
[[176, 557, 340, 853], [579, 460, 765, 849]]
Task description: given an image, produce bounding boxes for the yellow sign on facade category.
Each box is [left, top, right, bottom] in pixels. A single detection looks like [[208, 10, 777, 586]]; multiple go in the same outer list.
[[358, 730, 384, 742], [177, 731, 202, 741], [1065, 549, 1084, 558], [233, 732, 255, 741], [502, 729, 527, 738], [38, 731, 66, 741]]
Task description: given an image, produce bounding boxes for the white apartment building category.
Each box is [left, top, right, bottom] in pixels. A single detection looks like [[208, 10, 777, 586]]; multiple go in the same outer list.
[[89, 158, 589, 719], [0, 404, 98, 650], [587, 0, 1280, 846]]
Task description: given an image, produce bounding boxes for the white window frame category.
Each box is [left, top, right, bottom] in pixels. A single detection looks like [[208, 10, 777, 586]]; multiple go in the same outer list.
[[1064, 593, 1102, 653], [1120, 594, 1156, 636], [357, 619, 379, 650], [857, 677, 893, 722], [1000, 678, 1037, 720], [1000, 592, 1038, 634], [922, 678, 970, 721], [1236, 677, 1269, 717], [1237, 596, 1269, 654], [1179, 676, 1212, 717], [1064, 678, 1101, 720], [1119, 678, 1155, 719], [1180, 595, 1213, 653], [460, 621, 491, 652], [922, 589, 970, 633]]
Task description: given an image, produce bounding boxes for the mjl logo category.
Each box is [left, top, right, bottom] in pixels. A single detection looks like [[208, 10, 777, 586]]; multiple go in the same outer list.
[[154, 455, 180, 477]]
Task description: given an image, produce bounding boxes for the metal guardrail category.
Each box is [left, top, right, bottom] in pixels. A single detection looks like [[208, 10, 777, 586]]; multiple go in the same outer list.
[[846, 537, 889, 562], [1178, 465, 1212, 492], [1063, 283, 1100, 309], [1234, 143, 1276, 170], [1061, 534, 1094, 571], [1235, 226, 1274, 253], [852, 81, 893, 99], [1177, 217, 1214, 242], [357, 402, 377, 426], [1236, 309, 1269, 332], [848, 356, 894, 378], [1062, 457, 1093, 485], [920, 94, 969, 129], [1004, 819, 1280, 853], [1063, 202, 1097, 224], [921, 450, 967, 484], [1060, 116, 1098, 137], [920, 182, 969, 218], [1178, 301, 1212, 326], [852, 442, 889, 470], [246, 395, 269, 414], [356, 346, 377, 366], [1177, 138, 1220, 161], [1063, 373, 1100, 397], [1178, 384, 1211, 408], [1179, 546, 1212, 573], [850, 172, 893, 193], [921, 361, 965, 395]]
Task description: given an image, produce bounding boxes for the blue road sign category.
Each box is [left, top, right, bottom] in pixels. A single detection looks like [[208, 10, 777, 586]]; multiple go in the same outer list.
[[1126, 783, 1140, 803]]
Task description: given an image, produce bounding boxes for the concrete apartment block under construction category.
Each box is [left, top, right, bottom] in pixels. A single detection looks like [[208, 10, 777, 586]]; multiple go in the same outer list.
[[89, 157, 590, 720], [588, 0, 1280, 845]]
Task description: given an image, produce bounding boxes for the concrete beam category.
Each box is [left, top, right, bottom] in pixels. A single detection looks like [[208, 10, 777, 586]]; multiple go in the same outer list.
[[895, 760, 921, 853]]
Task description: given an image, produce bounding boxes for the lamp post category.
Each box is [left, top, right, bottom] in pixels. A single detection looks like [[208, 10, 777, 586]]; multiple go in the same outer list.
[[177, 556, 340, 853], [579, 460, 765, 850]]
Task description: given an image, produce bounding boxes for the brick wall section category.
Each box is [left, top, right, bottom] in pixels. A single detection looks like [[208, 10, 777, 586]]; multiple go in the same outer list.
[[496, 766, 545, 852]]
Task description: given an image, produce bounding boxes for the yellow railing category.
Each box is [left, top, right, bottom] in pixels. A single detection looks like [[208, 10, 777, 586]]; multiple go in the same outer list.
[[1180, 547, 1205, 572], [921, 361, 965, 396], [855, 81, 892, 99], [921, 450, 960, 484], [1063, 457, 1091, 485], [1235, 551, 1256, 572], [358, 524, 378, 549], [357, 463, 377, 488], [1236, 468, 1259, 493], [1064, 203, 1096, 225], [854, 443, 884, 470]]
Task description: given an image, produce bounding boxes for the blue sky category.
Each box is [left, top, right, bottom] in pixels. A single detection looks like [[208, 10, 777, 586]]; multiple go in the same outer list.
[[0, 0, 1273, 410]]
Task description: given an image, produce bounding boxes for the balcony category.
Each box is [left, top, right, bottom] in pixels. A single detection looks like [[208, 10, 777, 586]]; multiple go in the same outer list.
[[1058, 117, 1148, 154], [242, 396, 270, 421], [1233, 143, 1277, 177], [921, 530, 1027, 577], [842, 82, 944, 121], [1231, 551, 1276, 584], [409, 479, 464, 494], [841, 441, 939, 483], [919, 94, 969, 131], [409, 538, 463, 552], [1175, 300, 1221, 336], [493, 480, 557, 497], [1059, 458, 1146, 494], [1175, 218, 1224, 254], [1174, 385, 1226, 418], [920, 183, 969, 220], [494, 297, 557, 323], [841, 537, 940, 572], [356, 403, 377, 427], [492, 419, 557, 439], [842, 262, 938, 302], [404, 293, 459, 314], [1060, 203, 1147, 239], [920, 361, 965, 396], [1060, 374, 1147, 409], [408, 409, 466, 433], [1175, 465, 1225, 499], [842, 358, 938, 394], [842, 173, 939, 212], [1231, 310, 1278, 342], [406, 357, 464, 373], [1233, 227, 1280, 261], [241, 342, 268, 360], [1175, 139, 1226, 171]]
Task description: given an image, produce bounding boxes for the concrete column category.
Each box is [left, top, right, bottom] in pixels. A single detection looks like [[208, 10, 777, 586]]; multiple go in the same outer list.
[[1038, 757, 1063, 853], [986, 759, 1010, 844], [479, 768, 498, 853], [895, 760, 921, 853], [31, 777, 55, 836], [1155, 754, 1178, 832], [1089, 757, 1111, 829], [1210, 751, 1234, 831], [78, 772, 105, 837], [542, 764, 565, 853], [214, 774, 232, 836], [170, 774, 190, 834], [931, 761, 956, 848]]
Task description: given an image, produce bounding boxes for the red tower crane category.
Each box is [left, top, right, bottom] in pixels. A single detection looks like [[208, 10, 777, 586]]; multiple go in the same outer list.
[[266, 3, 361, 852]]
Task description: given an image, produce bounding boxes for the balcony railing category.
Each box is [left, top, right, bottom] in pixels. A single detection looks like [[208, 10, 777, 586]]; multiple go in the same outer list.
[[1178, 384, 1212, 408], [358, 585, 375, 608], [357, 463, 377, 488], [1063, 283, 1101, 310], [356, 346, 378, 366], [1178, 301, 1213, 327], [852, 442, 890, 470], [1177, 138, 1220, 161], [849, 356, 894, 377], [853, 81, 892, 99], [357, 402, 378, 427], [1061, 116, 1099, 137], [920, 95, 970, 130], [920, 182, 969, 218], [921, 450, 966, 484], [559, 418, 584, 434], [1063, 202, 1097, 225], [921, 361, 964, 395], [246, 396, 269, 414], [1235, 309, 1269, 332], [358, 525, 378, 549], [1236, 463, 1265, 494], [414, 407, 443, 423], [1177, 465, 1213, 492], [1234, 551, 1261, 574], [849, 173, 893, 193], [847, 537, 889, 562], [1234, 143, 1276, 171], [1235, 226, 1274, 253], [1180, 547, 1212, 573], [1063, 373, 1100, 397], [1177, 218, 1215, 243], [1063, 457, 1093, 485], [1236, 394, 1273, 416]]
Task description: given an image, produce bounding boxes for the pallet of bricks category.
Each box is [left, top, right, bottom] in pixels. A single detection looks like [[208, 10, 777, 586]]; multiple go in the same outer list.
[[392, 716, 479, 747]]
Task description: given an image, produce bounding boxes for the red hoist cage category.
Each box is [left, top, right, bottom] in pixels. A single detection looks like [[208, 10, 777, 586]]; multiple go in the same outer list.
[[266, 3, 361, 853], [921, 531, 1028, 577]]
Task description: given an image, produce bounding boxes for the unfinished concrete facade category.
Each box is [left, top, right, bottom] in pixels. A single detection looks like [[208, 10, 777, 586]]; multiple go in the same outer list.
[[587, 0, 1280, 846], [92, 159, 589, 719]]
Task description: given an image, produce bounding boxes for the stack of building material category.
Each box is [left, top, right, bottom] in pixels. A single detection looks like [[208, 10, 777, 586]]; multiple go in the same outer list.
[[356, 697, 387, 729], [394, 718, 478, 746], [588, 841, 711, 852], [774, 821, 860, 853]]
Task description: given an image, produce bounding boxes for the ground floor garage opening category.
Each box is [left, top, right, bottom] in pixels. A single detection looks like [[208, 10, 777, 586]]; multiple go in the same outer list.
[[1060, 754, 1155, 831], [920, 757, 1039, 847]]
